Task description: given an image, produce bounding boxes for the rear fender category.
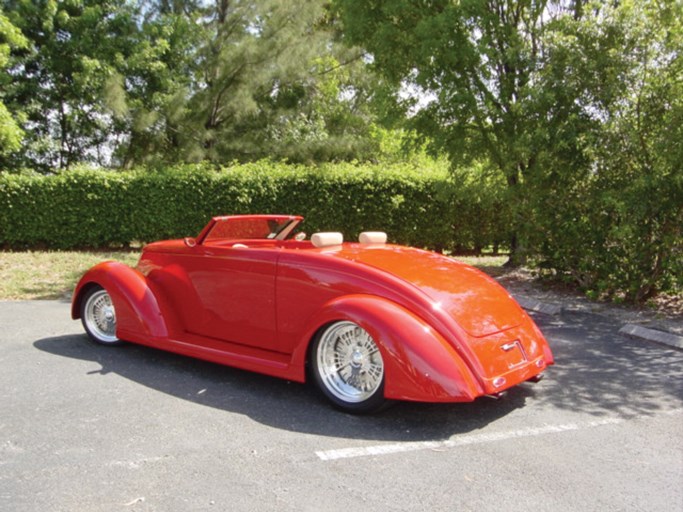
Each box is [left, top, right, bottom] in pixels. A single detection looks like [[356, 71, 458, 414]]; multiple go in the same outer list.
[[293, 294, 484, 402], [72, 261, 168, 339]]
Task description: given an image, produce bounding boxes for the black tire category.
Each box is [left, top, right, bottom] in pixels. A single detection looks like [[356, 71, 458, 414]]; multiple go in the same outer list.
[[311, 321, 386, 414], [80, 285, 123, 346]]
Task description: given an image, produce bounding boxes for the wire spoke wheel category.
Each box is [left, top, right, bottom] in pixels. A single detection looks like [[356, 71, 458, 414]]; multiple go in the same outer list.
[[313, 321, 385, 412], [81, 287, 120, 345]]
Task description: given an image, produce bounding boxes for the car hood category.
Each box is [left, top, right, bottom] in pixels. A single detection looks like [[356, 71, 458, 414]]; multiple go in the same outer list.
[[333, 245, 523, 338]]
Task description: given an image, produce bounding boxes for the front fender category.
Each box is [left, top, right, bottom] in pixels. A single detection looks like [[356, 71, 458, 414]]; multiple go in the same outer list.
[[72, 261, 168, 340], [293, 294, 485, 402]]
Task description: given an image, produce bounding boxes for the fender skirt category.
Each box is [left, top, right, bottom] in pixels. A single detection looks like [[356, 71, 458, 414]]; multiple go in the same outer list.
[[294, 294, 485, 403], [72, 261, 168, 340]]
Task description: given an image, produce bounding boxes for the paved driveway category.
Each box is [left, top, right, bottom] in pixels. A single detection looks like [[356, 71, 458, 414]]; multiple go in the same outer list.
[[1, 300, 682, 511]]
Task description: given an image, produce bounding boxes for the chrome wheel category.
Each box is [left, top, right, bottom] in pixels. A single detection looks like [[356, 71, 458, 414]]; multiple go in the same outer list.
[[82, 287, 120, 345], [314, 321, 384, 410]]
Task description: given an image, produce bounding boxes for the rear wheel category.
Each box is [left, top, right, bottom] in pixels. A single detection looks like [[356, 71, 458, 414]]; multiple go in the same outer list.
[[80, 286, 122, 346], [311, 321, 385, 413]]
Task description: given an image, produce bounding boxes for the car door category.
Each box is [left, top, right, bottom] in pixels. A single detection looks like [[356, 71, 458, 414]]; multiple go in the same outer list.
[[173, 245, 279, 351]]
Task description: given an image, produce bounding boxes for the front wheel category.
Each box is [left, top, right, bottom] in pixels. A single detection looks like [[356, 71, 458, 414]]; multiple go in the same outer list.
[[311, 321, 386, 413], [80, 286, 122, 346]]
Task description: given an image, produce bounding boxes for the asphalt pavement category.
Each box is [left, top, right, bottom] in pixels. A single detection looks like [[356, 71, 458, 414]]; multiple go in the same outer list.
[[1, 300, 681, 512]]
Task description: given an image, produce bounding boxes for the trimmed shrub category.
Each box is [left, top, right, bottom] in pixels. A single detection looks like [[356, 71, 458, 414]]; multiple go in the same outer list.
[[0, 161, 509, 252]]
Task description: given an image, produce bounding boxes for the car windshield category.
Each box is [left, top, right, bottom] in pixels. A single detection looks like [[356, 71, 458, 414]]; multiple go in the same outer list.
[[203, 216, 301, 242]]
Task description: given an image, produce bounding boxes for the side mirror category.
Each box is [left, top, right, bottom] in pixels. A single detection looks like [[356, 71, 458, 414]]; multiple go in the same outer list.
[[184, 237, 197, 248]]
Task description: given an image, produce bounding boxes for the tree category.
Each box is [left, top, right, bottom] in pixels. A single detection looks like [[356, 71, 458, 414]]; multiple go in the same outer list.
[[2, 0, 384, 170], [333, 0, 588, 264], [3, 0, 143, 172], [0, 9, 27, 157], [169, 0, 380, 165], [107, 2, 202, 168], [527, 0, 682, 301], [237, 52, 384, 164]]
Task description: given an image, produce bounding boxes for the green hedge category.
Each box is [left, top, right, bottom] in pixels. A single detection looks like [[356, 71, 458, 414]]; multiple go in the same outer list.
[[0, 162, 511, 251]]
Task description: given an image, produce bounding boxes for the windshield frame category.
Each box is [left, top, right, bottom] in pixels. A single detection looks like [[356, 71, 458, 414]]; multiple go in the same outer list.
[[195, 215, 304, 245]]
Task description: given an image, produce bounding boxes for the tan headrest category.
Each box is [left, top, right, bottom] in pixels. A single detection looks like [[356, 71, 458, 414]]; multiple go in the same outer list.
[[359, 231, 387, 244], [311, 232, 344, 248]]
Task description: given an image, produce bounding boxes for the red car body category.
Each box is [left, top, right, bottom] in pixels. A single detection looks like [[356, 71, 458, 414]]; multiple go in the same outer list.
[[72, 215, 553, 410]]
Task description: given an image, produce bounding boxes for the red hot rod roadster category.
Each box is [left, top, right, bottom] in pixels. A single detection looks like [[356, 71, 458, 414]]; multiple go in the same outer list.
[[72, 214, 553, 413]]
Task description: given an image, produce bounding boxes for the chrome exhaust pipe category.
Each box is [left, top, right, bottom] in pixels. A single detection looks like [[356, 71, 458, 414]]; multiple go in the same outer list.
[[485, 391, 508, 400]]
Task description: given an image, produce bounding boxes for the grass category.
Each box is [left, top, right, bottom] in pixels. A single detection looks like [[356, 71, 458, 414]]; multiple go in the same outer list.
[[452, 255, 509, 277], [0, 250, 140, 300], [0, 250, 508, 301]]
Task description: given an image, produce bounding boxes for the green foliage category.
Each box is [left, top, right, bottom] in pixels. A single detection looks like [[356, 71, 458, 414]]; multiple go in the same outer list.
[[0, 162, 508, 252], [107, 4, 202, 168], [0, 9, 27, 155], [526, 1, 682, 302], [254, 54, 384, 164], [3, 0, 143, 171], [1, 0, 385, 170], [333, 0, 563, 262]]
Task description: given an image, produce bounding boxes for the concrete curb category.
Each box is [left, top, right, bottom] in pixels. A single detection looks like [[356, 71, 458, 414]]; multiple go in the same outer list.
[[515, 295, 682, 351], [618, 324, 683, 351], [517, 298, 562, 316]]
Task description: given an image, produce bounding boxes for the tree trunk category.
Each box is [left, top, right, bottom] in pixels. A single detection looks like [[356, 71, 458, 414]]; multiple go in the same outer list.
[[503, 169, 527, 268], [504, 232, 527, 268]]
